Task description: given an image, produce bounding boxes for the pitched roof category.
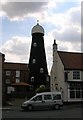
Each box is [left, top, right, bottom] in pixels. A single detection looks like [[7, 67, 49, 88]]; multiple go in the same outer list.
[[58, 51, 83, 70], [4, 62, 28, 70], [11, 82, 31, 86]]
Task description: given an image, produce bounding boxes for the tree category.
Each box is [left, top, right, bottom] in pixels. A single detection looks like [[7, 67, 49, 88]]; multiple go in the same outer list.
[[35, 85, 46, 93]]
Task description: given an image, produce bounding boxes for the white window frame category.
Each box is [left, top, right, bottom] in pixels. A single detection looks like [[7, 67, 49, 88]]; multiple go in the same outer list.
[[6, 71, 11, 76], [70, 88, 82, 99], [40, 68, 44, 73], [6, 79, 10, 84], [32, 59, 36, 64], [33, 42, 37, 47], [69, 83, 83, 101], [16, 70, 20, 77], [73, 70, 80, 79], [31, 76, 34, 82], [16, 79, 20, 83]]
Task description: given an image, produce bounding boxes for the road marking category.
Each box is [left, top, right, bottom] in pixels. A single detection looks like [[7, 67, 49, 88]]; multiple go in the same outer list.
[[0, 108, 11, 110]]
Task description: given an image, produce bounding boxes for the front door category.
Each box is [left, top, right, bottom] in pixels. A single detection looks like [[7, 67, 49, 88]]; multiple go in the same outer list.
[[33, 95, 44, 109]]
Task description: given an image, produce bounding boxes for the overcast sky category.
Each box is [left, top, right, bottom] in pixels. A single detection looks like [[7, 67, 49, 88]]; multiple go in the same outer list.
[[0, 0, 82, 74]]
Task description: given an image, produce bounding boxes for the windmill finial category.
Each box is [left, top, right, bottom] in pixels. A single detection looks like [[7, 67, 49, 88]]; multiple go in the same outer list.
[[37, 20, 39, 25], [54, 39, 56, 44]]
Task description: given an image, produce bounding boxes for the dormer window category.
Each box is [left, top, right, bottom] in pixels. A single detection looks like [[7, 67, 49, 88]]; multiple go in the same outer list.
[[32, 59, 36, 64], [33, 42, 37, 47], [40, 68, 44, 73]]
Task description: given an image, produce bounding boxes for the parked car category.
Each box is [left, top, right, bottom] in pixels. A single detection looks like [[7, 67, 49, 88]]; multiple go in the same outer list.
[[21, 92, 63, 111]]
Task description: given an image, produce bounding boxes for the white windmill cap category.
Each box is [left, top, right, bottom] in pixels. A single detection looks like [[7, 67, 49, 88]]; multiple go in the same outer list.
[[31, 20, 44, 35]]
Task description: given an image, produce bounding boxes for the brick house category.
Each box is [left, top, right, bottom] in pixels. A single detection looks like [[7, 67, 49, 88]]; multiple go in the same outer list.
[[3, 62, 30, 99], [0, 52, 5, 105]]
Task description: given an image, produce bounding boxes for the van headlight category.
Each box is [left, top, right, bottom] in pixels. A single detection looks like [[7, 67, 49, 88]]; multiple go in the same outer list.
[[23, 103, 26, 105], [22, 103, 27, 106]]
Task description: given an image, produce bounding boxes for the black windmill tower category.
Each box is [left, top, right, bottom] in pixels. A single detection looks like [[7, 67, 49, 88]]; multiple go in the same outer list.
[[28, 21, 49, 91]]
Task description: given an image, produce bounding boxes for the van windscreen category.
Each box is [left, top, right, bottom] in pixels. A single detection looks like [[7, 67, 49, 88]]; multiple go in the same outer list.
[[53, 94, 61, 100]]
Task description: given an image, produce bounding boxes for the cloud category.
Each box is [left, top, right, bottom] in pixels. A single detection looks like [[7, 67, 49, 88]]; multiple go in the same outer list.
[[1, 36, 31, 63], [41, 5, 81, 52], [0, 1, 82, 73], [1, 2, 49, 20], [52, 25, 81, 43], [67, 6, 81, 26], [54, 7, 81, 44]]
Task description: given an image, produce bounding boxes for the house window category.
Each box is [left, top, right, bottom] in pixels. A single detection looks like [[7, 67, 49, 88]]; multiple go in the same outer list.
[[40, 68, 44, 73], [64, 72, 68, 82], [16, 70, 20, 77], [33, 42, 37, 47], [7, 86, 14, 94], [16, 79, 20, 83], [76, 88, 81, 98], [32, 59, 36, 64], [82, 90, 83, 98], [70, 88, 75, 98], [6, 79, 10, 84], [6, 71, 11, 76], [70, 83, 83, 99], [73, 71, 80, 79], [31, 76, 34, 82], [46, 76, 49, 82], [70, 88, 81, 99]]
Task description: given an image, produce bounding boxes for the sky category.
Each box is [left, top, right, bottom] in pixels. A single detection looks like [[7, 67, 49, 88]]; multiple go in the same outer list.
[[0, 0, 82, 74]]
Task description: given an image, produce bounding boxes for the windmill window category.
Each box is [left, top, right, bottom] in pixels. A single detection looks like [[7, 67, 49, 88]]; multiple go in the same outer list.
[[33, 42, 37, 47], [40, 68, 44, 73], [32, 59, 36, 64], [31, 76, 34, 82]]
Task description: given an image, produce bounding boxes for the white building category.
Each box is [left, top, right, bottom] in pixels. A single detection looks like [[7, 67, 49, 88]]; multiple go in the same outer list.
[[50, 40, 83, 102]]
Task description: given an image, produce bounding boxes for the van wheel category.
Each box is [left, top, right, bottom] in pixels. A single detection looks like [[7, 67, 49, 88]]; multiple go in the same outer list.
[[54, 104, 60, 110], [27, 105, 33, 111]]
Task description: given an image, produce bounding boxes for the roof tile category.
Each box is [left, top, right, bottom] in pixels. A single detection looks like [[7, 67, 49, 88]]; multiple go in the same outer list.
[[58, 51, 83, 70]]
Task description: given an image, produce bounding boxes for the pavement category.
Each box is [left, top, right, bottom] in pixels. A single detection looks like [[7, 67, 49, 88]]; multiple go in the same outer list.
[[1, 98, 25, 111]]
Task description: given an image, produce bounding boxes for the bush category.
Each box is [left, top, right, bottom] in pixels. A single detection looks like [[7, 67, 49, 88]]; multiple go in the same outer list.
[[35, 85, 46, 93]]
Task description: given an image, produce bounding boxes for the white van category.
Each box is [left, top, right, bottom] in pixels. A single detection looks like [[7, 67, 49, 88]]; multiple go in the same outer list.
[[21, 92, 63, 111]]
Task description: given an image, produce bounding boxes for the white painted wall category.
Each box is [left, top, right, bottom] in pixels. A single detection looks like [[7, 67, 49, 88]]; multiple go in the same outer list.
[[50, 42, 68, 102]]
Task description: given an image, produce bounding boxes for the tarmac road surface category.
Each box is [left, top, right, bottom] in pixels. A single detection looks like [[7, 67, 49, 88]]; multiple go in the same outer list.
[[2, 103, 82, 119]]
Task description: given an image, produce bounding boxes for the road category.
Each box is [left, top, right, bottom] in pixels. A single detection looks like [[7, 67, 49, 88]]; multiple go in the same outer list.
[[2, 104, 82, 119]]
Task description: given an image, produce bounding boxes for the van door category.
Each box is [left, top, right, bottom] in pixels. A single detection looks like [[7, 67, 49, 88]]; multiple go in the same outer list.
[[43, 94, 53, 109], [53, 94, 62, 105], [33, 95, 44, 109]]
